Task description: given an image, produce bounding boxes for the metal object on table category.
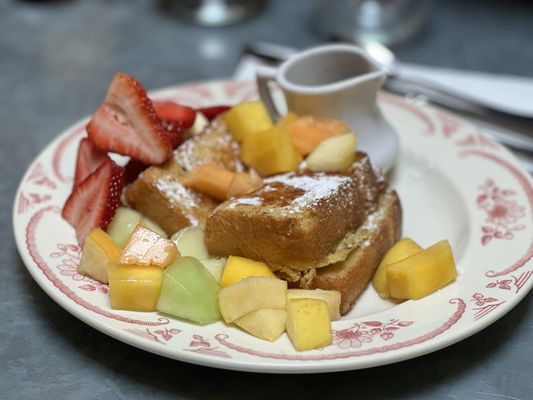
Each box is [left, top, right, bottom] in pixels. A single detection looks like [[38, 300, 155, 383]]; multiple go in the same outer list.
[[160, 0, 265, 26], [317, 0, 433, 46]]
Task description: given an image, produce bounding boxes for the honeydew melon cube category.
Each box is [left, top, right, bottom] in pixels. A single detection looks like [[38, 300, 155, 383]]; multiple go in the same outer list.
[[157, 257, 221, 325]]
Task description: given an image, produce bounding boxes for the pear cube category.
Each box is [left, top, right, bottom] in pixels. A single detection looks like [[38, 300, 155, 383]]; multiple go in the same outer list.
[[78, 228, 122, 284], [218, 276, 287, 323], [305, 132, 357, 172], [235, 308, 286, 342], [287, 289, 341, 321]]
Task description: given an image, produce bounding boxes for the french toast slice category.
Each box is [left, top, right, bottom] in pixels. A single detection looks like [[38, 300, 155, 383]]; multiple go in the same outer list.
[[277, 190, 402, 314], [126, 118, 243, 235], [204, 153, 385, 270]]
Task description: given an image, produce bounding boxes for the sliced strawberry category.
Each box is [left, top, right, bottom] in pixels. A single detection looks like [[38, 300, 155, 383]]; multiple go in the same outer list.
[[197, 105, 230, 121], [62, 158, 125, 244], [73, 138, 107, 188], [154, 101, 197, 132], [87, 73, 172, 165], [124, 159, 149, 185]]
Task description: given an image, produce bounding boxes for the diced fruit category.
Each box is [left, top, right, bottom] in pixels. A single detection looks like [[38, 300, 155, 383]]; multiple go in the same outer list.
[[305, 132, 357, 172], [87, 73, 172, 164], [108, 264, 164, 311], [240, 127, 302, 176], [107, 207, 167, 248], [386, 240, 457, 300], [287, 289, 341, 321], [218, 276, 287, 323], [157, 257, 221, 325], [235, 308, 286, 342], [171, 226, 210, 260], [140, 217, 167, 238], [106, 207, 142, 248], [227, 171, 262, 198], [62, 157, 125, 244], [373, 238, 422, 299], [197, 105, 231, 121], [225, 101, 272, 142], [153, 101, 196, 148], [181, 164, 235, 202], [200, 257, 226, 283], [220, 256, 276, 288], [170, 227, 225, 282], [73, 138, 107, 188], [77, 228, 121, 283], [286, 298, 332, 351], [120, 225, 178, 268], [279, 114, 348, 156], [187, 112, 209, 136]]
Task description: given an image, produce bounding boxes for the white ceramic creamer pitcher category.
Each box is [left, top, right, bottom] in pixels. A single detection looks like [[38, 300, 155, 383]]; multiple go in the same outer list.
[[256, 44, 398, 172]]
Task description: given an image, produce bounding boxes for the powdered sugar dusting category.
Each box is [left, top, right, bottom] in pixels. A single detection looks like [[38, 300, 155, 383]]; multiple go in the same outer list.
[[227, 197, 263, 209], [153, 179, 199, 224], [265, 173, 351, 214]]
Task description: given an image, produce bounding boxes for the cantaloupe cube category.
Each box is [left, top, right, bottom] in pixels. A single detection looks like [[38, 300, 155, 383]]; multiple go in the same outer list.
[[120, 225, 178, 268], [78, 228, 122, 284], [286, 298, 332, 351], [220, 256, 276, 287], [386, 240, 457, 300], [181, 164, 235, 201], [240, 127, 302, 176], [227, 171, 262, 198], [225, 101, 272, 142], [372, 238, 422, 299], [235, 308, 286, 342], [279, 114, 348, 156], [108, 264, 164, 311]]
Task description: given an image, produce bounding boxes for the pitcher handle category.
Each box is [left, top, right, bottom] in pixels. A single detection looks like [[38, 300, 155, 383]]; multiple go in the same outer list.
[[256, 65, 281, 121]]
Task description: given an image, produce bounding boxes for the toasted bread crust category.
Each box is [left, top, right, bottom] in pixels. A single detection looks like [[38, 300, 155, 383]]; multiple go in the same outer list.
[[290, 190, 402, 314], [125, 119, 242, 235], [205, 153, 385, 269]]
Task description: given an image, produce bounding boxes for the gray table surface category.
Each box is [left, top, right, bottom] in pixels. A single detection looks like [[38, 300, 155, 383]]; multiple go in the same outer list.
[[2, 0, 532, 399]]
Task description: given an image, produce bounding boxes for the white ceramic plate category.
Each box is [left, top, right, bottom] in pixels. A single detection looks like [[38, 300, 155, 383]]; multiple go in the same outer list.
[[13, 80, 533, 373]]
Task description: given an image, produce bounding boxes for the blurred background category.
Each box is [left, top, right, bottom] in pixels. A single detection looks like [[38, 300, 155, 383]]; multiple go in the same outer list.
[[2, 1, 533, 399]]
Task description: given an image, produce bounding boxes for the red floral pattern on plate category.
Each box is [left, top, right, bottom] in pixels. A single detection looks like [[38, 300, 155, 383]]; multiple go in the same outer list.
[[333, 319, 414, 349], [124, 327, 181, 344], [470, 293, 504, 321], [477, 179, 526, 245], [185, 335, 231, 359], [51, 243, 109, 294], [486, 270, 533, 293]]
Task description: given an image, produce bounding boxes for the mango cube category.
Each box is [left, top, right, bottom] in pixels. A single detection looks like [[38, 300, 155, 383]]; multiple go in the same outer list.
[[218, 276, 287, 323], [305, 132, 357, 172], [235, 308, 287, 342], [220, 255, 276, 287], [386, 240, 457, 300], [108, 264, 164, 311], [120, 225, 178, 268], [225, 101, 272, 142], [287, 289, 341, 321], [372, 238, 422, 299], [240, 127, 302, 176], [78, 228, 122, 284], [286, 298, 332, 351]]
